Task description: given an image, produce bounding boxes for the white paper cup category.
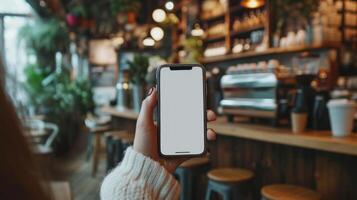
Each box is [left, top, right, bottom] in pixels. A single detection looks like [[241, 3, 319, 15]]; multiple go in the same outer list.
[[327, 99, 356, 137]]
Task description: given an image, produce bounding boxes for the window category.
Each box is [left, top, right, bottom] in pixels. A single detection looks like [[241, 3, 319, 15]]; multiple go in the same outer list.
[[0, 0, 33, 105]]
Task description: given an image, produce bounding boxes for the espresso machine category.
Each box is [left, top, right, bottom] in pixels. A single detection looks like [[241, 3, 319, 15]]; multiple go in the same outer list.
[[220, 61, 295, 126]]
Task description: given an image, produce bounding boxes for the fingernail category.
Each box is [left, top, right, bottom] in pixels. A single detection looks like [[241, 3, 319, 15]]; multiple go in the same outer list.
[[147, 87, 154, 96]]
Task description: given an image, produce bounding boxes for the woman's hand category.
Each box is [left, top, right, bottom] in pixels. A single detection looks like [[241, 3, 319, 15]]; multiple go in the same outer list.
[[133, 87, 217, 173]]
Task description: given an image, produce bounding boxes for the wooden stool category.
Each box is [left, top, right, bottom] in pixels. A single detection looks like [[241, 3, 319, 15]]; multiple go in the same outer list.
[[105, 131, 134, 171], [175, 157, 210, 200], [205, 168, 254, 200], [261, 184, 321, 200], [89, 125, 111, 177]]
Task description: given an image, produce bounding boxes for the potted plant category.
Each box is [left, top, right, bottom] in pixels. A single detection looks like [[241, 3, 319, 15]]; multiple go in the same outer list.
[[127, 54, 149, 112]]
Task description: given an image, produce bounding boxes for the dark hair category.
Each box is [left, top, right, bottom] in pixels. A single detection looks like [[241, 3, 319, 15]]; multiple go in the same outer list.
[[0, 57, 50, 199]]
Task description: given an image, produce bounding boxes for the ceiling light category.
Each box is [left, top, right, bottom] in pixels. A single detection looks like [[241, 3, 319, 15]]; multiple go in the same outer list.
[[150, 27, 164, 41], [191, 23, 204, 37], [165, 1, 174, 11], [152, 9, 167, 23], [240, 0, 265, 8], [143, 37, 155, 46]]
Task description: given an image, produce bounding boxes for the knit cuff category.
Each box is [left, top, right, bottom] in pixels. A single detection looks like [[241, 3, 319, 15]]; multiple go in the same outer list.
[[120, 147, 180, 200]]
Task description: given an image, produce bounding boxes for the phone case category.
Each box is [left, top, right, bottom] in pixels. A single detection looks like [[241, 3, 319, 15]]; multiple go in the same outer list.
[[156, 64, 207, 158]]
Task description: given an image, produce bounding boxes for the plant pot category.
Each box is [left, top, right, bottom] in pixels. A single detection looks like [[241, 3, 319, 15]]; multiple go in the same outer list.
[[132, 84, 145, 112]]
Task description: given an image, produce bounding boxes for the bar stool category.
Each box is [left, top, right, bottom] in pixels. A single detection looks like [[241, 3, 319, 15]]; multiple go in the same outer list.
[[205, 168, 254, 200], [105, 131, 134, 171], [174, 157, 210, 200], [90, 125, 111, 177], [261, 184, 321, 200]]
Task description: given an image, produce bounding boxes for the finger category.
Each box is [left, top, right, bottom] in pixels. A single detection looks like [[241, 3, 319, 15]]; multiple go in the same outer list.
[[207, 110, 216, 122], [137, 87, 157, 126], [207, 128, 216, 140]]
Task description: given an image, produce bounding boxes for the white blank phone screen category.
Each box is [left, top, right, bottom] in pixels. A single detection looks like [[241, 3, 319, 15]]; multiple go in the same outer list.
[[160, 66, 205, 156]]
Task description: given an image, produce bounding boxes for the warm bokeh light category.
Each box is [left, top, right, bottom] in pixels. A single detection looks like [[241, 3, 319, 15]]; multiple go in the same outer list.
[[165, 1, 174, 11], [152, 9, 167, 23], [143, 36, 155, 46], [240, 0, 265, 8], [150, 26, 164, 41]]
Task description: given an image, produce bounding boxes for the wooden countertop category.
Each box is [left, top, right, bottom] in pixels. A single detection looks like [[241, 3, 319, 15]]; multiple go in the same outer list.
[[209, 117, 357, 156], [101, 106, 357, 156]]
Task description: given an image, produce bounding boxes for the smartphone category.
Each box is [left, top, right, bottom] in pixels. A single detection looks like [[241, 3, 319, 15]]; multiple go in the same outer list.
[[157, 64, 206, 157]]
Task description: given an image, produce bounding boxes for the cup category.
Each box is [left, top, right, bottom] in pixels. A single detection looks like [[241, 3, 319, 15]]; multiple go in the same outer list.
[[327, 99, 356, 137], [291, 112, 308, 133]]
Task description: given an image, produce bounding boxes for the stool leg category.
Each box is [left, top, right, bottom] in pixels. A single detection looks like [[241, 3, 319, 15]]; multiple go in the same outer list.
[[180, 170, 193, 200], [105, 136, 114, 172], [86, 132, 93, 161], [92, 133, 101, 177], [222, 190, 233, 200], [205, 182, 213, 200]]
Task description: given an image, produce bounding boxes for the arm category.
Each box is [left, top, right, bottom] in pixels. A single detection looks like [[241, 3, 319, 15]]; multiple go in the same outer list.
[[100, 147, 180, 200], [101, 87, 216, 200]]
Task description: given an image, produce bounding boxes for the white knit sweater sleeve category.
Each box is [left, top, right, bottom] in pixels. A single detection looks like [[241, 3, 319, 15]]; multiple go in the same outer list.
[[100, 147, 180, 200]]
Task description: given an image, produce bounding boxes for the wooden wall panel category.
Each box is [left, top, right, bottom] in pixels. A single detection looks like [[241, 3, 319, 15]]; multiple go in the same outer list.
[[208, 136, 357, 200]]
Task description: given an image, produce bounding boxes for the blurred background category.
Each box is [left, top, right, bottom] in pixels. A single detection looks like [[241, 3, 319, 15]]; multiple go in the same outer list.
[[0, 0, 356, 199]]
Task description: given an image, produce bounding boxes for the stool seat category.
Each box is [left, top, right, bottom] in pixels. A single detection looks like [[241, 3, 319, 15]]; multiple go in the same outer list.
[[261, 184, 321, 200], [207, 168, 253, 183], [180, 157, 210, 168]]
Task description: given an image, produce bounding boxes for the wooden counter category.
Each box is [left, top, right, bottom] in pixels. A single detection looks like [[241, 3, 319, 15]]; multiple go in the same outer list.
[[102, 106, 357, 199], [209, 118, 357, 156], [101, 106, 357, 157], [101, 107, 357, 156]]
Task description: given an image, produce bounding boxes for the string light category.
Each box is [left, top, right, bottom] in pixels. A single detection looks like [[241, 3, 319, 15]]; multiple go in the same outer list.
[[165, 1, 174, 11], [150, 27, 165, 41], [152, 9, 166, 23], [143, 36, 155, 46]]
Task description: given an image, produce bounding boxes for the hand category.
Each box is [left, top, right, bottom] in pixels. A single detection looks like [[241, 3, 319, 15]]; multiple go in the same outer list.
[[133, 87, 217, 173]]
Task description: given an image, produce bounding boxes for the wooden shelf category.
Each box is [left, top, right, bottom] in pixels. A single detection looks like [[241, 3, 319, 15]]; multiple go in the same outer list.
[[201, 14, 225, 22], [204, 35, 226, 43], [209, 117, 357, 156], [230, 25, 265, 37], [202, 43, 340, 64]]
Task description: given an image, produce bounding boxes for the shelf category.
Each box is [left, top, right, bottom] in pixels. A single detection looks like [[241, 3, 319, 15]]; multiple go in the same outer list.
[[202, 43, 340, 64], [204, 35, 226, 43], [230, 6, 244, 13], [209, 117, 357, 156], [201, 14, 225, 22], [230, 25, 265, 37]]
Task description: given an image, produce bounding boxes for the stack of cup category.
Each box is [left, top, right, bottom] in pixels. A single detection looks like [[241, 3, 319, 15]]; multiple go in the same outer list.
[[327, 99, 356, 137]]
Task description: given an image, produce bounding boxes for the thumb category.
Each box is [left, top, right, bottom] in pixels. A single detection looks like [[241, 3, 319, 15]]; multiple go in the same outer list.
[[137, 87, 157, 126]]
